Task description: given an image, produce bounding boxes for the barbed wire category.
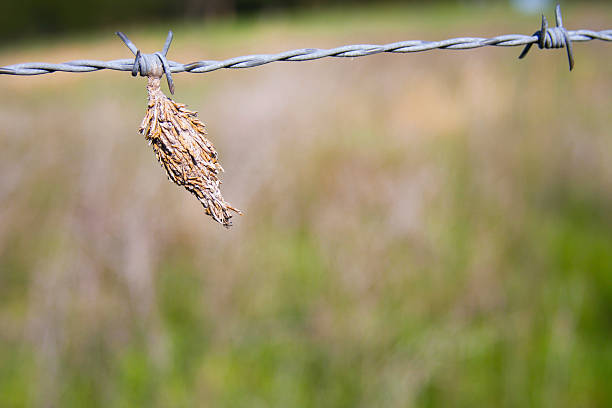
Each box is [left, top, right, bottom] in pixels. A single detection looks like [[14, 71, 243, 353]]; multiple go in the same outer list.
[[1, 4, 610, 87], [2, 29, 610, 75]]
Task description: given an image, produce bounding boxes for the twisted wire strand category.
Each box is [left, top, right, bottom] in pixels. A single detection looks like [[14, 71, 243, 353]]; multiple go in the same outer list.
[[1, 29, 610, 76]]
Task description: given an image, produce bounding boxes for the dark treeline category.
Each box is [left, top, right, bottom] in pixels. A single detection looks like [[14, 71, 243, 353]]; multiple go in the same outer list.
[[6, 0, 376, 40], [3, 0, 481, 42], [0, 0, 600, 43]]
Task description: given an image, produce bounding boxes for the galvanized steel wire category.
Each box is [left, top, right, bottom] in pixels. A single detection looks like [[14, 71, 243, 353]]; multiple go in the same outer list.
[[1, 5, 610, 79]]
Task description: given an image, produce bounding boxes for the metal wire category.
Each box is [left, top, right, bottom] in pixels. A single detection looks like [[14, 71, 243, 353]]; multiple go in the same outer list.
[[1, 6, 610, 78]]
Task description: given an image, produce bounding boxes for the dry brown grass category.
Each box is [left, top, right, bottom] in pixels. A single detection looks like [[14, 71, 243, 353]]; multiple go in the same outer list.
[[141, 76, 240, 227]]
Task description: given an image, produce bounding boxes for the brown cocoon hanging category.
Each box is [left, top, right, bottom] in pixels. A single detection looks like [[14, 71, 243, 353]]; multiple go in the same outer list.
[[140, 76, 241, 228]]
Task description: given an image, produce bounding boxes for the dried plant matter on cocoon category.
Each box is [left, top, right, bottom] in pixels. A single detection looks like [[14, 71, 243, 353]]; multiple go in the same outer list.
[[140, 76, 241, 227]]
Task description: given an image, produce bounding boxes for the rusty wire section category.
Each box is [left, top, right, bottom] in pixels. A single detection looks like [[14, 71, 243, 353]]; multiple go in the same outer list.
[[1, 5, 610, 77]]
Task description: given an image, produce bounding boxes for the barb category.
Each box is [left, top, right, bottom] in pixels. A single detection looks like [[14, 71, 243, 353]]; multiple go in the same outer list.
[[116, 30, 176, 94], [518, 4, 575, 70], [0, 5, 610, 78]]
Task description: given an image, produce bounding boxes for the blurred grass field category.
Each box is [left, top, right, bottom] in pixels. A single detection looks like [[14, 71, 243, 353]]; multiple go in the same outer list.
[[1, 3, 612, 407]]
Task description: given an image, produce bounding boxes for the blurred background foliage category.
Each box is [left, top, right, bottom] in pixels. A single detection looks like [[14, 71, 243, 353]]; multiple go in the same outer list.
[[0, 0, 609, 43], [1, 1, 612, 407]]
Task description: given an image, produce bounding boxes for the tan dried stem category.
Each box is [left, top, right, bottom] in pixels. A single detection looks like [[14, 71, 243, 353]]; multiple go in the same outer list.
[[140, 76, 241, 228]]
